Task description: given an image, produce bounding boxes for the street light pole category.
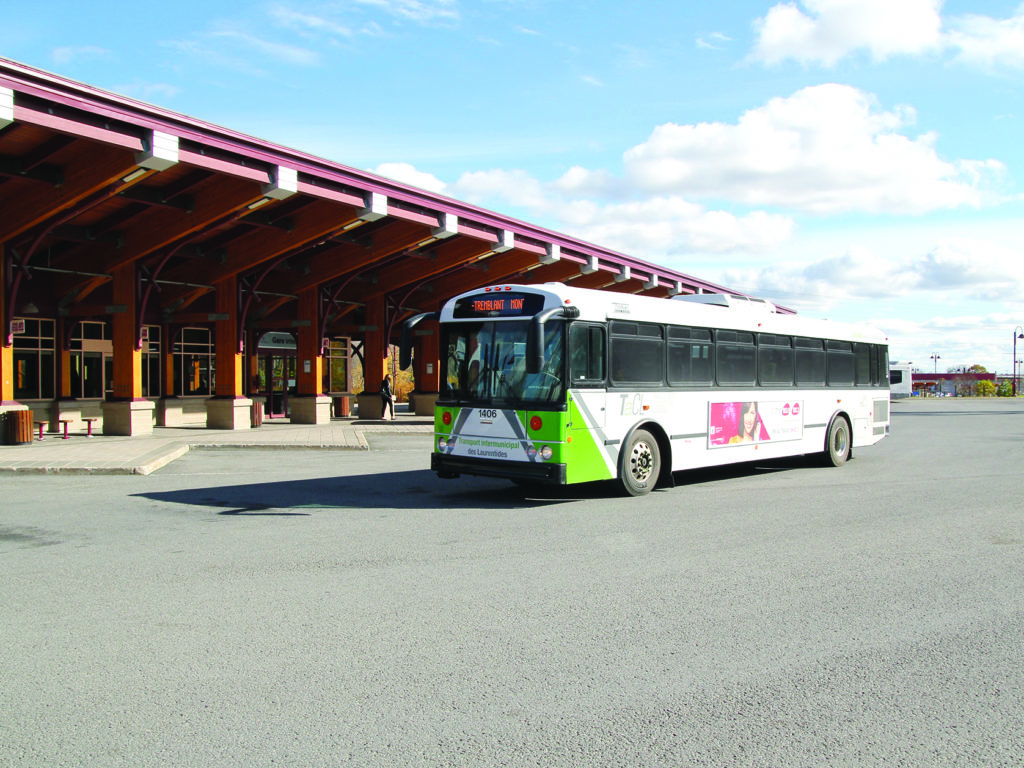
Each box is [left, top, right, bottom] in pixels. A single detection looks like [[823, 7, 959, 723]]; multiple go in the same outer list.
[[1014, 327, 1024, 397], [929, 354, 941, 395]]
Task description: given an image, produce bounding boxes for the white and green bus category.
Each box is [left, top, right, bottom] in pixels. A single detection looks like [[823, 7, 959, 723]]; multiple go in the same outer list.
[[400, 282, 890, 496]]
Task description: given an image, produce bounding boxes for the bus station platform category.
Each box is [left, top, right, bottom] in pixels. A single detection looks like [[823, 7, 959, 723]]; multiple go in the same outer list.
[[0, 407, 433, 475]]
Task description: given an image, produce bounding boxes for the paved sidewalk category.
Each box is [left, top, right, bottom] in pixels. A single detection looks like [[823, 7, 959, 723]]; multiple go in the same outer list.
[[0, 410, 433, 475]]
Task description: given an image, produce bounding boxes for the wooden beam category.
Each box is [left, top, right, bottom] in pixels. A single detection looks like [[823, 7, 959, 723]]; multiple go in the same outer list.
[[0, 145, 142, 243], [102, 176, 268, 271]]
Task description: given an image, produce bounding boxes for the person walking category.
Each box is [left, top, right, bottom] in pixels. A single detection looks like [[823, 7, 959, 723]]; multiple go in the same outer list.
[[380, 374, 395, 420]]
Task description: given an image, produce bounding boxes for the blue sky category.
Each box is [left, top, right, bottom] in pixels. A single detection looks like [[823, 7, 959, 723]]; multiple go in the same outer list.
[[4, 0, 1024, 374]]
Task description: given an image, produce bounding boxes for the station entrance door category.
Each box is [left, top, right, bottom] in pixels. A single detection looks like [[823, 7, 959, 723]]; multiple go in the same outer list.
[[256, 332, 297, 418]]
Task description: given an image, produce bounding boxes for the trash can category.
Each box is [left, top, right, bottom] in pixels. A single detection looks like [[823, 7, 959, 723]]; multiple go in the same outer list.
[[333, 396, 350, 417], [250, 400, 264, 428], [5, 409, 33, 445]]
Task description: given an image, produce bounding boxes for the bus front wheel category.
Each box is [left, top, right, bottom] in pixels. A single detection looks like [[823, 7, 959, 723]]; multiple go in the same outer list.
[[823, 416, 851, 467], [620, 429, 660, 496]]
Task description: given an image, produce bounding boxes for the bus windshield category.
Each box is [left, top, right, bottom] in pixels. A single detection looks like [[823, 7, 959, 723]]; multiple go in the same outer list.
[[442, 320, 564, 407]]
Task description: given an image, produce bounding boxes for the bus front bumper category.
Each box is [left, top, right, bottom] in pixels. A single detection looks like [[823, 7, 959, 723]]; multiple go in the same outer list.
[[432, 452, 567, 485]]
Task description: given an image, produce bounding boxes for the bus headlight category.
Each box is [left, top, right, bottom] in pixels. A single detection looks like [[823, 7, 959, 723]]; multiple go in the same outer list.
[[527, 445, 537, 458], [539, 445, 553, 461], [438, 437, 449, 451]]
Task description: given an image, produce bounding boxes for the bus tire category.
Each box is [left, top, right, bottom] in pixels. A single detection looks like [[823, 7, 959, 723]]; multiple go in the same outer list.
[[620, 428, 660, 496], [823, 415, 851, 467]]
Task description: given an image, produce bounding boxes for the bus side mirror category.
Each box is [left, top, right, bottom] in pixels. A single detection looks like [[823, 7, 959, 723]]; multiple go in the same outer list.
[[399, 312, 439, 371], [526, 306, 579, 374]]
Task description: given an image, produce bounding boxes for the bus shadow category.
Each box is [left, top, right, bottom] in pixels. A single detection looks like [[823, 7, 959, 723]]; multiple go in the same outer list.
[[671, 456, 810, 488], [133, 468, 572, 513]]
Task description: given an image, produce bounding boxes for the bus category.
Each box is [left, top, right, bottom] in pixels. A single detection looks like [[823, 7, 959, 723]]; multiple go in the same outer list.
[[399, 282, 890, 496]]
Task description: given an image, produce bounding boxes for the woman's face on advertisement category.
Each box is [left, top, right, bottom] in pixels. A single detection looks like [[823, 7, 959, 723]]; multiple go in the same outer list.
[[743, 404, 757, 434]]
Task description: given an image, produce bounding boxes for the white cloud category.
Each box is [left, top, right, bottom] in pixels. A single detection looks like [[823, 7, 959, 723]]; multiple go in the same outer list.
[[372, 162, 448, 193], [718, 236, 1024, 311], [551, 166, 620, 199], [209, 27, 321, 66], [947, 6, 1024, 69], [563, 198, 794, 256], [621, 84, 1002, 214], [113, 81, 182, 102], [914, 239, 1024, 299], [751, 0, 1024, 71], [450, 170, 793, 256], [696, 32, 732, 50], [752, 0, 943, 66], [52, 45, 111, 64], [451, 169, 548, 210], [872, 312, 1018, 373], [269, 7, 354, 38], [352, 0, 459, 24]]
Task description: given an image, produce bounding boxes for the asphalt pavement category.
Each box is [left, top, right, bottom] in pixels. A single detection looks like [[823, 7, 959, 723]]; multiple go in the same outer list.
[[2, 397, 1022, 767]]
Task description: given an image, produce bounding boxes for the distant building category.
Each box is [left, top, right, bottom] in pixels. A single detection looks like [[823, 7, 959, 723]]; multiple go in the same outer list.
[[911, 371, 996, 396]]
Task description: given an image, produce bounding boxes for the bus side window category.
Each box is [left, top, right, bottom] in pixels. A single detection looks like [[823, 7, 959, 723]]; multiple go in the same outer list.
[[570, 324, 606, 385], [794, 337, 825, 386], [715, 330, 756, 387], [827, 340, 855, 386], [854, 343, 872, 386]]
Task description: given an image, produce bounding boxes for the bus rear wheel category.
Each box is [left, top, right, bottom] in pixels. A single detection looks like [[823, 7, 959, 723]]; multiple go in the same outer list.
[[823, 416, 851, 467], [620, 429, 660, 496]]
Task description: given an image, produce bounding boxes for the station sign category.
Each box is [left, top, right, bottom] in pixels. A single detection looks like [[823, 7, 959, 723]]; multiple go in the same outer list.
[[258, 332, 297, 351]]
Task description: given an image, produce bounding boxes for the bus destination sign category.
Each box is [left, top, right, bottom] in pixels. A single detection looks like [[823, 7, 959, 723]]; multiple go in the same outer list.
[[454, 292, 543, 318]]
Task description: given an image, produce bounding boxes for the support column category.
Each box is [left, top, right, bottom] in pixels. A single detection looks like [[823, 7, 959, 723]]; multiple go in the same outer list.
[[292, 287, 330, 424], [56, 317, 72, 400], [1, 244, 30, 443], [156, 322, 180, 426], [1, 243, 15, 406], [206, 276, 251, 429], [246, 328, 260, 397], [413, 326, 440, 415], [50, 317, 80, 434], [356, 296, 388, 419], [101, 263, 155, 435]]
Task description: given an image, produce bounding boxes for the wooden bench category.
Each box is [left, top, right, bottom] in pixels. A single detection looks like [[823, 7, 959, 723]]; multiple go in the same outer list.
[[33, 420, 47, 440], [82, 417, 99, 437]]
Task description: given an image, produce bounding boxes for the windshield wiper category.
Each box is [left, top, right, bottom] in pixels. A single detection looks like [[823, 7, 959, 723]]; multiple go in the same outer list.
[[493, 369, 523, 409]]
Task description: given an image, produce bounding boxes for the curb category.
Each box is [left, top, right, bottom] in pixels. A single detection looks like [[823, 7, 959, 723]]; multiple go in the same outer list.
[[0, 426, 436, 475]]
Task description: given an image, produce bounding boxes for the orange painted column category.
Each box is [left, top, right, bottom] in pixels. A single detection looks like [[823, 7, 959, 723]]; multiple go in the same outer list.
[[416, 326, 440, 393], [56, 317, 72, 399], [296, 287, 323, 396], [102, 263, 154, 435], [0, 244, 13, 403], [162, 323, 176, 397], [214, 276, 243, 397], [111, 263, 143, 400]]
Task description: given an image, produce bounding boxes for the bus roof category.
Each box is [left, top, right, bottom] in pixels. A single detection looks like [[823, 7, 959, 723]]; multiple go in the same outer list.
[[441, 282, 888, 345]]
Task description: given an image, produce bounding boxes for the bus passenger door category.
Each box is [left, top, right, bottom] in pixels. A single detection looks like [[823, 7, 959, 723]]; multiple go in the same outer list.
[[566, 324, 611, 483]]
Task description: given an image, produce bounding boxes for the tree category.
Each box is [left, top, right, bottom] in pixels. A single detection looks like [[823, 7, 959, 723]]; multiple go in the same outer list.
[[997, 380, 1013, 397], [968, 364, 988, 373], [975, 380, 997, 397]]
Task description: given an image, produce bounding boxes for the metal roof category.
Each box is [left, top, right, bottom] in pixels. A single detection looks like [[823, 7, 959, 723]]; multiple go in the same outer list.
[[1, 55, 785, 340]]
